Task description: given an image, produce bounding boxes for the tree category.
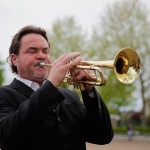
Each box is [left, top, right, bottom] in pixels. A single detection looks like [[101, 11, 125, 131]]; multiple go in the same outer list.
[[48, 17, 87, 61], [46, 1, 150, 124], [90, 0, 150, 124], [0, 59, 5, 86], [47, 16, 88, 91]]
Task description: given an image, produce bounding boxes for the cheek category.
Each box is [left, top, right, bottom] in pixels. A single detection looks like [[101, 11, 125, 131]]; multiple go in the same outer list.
[[16, 57, 33, 73], [17, 59, 30, 68], [17, 55, 34, 65], [17, 62, 30, 74], [46, 55, 51, 63]]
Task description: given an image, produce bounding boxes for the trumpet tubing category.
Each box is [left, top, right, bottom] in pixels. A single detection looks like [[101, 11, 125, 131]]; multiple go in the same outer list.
[[40, 47, 141, 87]]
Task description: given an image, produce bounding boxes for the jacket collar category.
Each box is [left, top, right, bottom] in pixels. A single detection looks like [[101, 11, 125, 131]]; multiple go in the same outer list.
[[10, 78, 34, 98]]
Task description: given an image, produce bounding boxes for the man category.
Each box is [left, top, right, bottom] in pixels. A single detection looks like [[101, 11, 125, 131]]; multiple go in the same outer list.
[[0, 25, 113, 150]]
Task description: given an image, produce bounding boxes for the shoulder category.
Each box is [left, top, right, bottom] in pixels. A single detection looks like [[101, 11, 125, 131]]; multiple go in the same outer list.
[[0, 78, 22, 94], [0, 84, 12, 93], [0, 84, 19, 100], [0, 84, 18, 107]]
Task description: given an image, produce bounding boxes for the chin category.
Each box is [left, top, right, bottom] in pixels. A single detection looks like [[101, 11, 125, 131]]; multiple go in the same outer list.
[[35, 74, 47, 79], [34, 71, 48, 80]]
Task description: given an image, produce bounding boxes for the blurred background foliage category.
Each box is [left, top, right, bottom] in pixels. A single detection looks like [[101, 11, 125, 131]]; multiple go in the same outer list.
[[48, 0, 150, 127], [0, 61, 4, 86]]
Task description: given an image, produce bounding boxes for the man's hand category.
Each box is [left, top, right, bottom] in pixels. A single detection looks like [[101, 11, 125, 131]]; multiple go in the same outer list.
[[47, 52, 81, 87], [70, 68, 94, 93]]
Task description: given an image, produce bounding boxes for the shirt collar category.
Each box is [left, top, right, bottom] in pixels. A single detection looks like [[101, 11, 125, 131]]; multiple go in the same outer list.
[[16, 76, 40, 91]]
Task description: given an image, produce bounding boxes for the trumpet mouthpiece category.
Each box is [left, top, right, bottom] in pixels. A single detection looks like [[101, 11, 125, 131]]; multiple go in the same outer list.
[[40, 62, 46, 66], [39, 62, 52, 67]]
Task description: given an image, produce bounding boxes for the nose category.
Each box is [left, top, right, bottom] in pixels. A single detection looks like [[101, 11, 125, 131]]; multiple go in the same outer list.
[[36, 51, 46, 60]]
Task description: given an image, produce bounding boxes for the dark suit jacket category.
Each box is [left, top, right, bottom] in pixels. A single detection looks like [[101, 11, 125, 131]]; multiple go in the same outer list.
[[0, 79, 113, 150]]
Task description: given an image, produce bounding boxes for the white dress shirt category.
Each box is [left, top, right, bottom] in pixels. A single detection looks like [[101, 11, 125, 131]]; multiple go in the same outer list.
[[16, 76, 40, 91]]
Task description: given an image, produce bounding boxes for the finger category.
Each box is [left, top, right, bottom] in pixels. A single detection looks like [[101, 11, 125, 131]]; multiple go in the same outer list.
[[65, 57, 81, 69], [62, 52, 81, 65], [72, 70, 86, 81], [70, 68, 81, 76], [52, 52, 81, 68], [76, 70, 95, 80]]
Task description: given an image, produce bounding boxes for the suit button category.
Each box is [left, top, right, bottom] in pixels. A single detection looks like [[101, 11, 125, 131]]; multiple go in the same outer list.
[[58, 116, 61, 122]]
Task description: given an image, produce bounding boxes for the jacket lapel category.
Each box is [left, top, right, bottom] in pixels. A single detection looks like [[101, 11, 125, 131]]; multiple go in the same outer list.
[[10, 78, 34, 98]]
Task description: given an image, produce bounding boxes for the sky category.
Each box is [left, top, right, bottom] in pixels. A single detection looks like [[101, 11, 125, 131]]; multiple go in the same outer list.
[[0, 0, 121, 61], [0, 0, 149, 85]]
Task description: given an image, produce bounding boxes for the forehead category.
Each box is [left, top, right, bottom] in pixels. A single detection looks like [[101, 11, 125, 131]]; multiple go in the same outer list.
[[20, 33, 49, 47]]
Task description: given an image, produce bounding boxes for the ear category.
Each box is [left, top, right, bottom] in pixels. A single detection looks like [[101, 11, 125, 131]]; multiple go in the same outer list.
[[10, 54, 18, 66]]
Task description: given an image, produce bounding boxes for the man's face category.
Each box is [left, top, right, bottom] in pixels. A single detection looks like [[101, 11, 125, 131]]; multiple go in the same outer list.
[[11, 33, 51, 84]]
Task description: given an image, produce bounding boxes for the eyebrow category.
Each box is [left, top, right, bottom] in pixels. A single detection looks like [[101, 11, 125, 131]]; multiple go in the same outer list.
[[28, 46, 49, 50]]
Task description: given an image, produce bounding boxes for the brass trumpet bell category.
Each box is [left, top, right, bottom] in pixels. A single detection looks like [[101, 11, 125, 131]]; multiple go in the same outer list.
[[80, 47, 141, 84], [114, 48, 141, 84]]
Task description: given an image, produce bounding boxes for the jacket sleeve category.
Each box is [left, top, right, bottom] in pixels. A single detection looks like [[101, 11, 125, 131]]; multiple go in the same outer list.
[[0, 81, 65, 149], [81, 88, 114, 144]]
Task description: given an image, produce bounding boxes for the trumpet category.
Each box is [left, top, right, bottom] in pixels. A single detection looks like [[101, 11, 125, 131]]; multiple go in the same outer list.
[[40, 47, 141, 88]]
